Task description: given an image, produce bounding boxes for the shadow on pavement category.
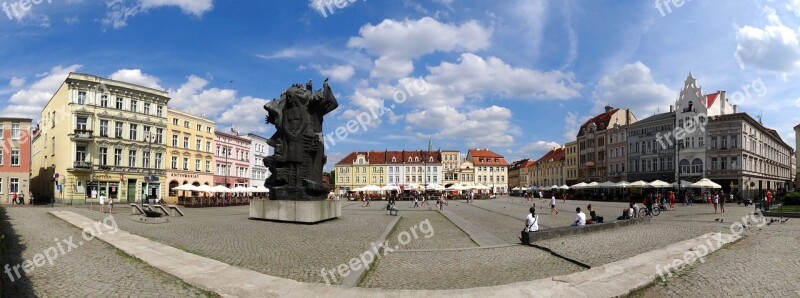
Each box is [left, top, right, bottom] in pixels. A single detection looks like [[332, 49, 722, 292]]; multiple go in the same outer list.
[[0, 207, 34, 297]]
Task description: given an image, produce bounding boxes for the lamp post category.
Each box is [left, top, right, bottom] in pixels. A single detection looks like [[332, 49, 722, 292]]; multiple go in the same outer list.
[[143, 131, 155, 206], [676, 140, 683, 197]]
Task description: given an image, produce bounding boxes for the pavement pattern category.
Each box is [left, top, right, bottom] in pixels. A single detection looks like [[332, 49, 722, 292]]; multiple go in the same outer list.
[[0, 206, 215, 298]]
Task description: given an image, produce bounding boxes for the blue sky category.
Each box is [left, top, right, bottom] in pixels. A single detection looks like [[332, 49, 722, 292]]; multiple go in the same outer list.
[[1, 0, 799, 169]]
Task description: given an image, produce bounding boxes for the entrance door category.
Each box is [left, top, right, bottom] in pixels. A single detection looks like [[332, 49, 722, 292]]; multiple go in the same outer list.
[[127, 179, 137, 203]]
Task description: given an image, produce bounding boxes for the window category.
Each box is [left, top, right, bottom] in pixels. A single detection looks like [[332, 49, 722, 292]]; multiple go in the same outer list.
[[131, 100, 138, 112], [129, 124, 138, 140], [172, 134, 178, 147], [11, 123, 20, 139], [1, 149, 5, 165], [116, 97, 124, 109], [196, 139, 201, 151], [155, 153, 163, 169], [129, 150, 137, 167], [10, 178, 18, 194], [78, 91, 86, 104], [115, 122, 123, 138], [197, 124, 202, 131], [100, 120, 109, 136], [144, 103, 151, 114], [11, 150, 19, 166], [101, 95, 108, 107], [99, 147, 108, 165], [207, 127, 211, 133], [157, 105, 164, 117], [205, 160, 211, 172], [142, 151, 150, 168], [183, 158, 189, 170], [143, 126, 151, 139], [184, 121, 189, 128], [206, 141, 211, 152], [171, 157, 178, 169], [195, 159, 201, 171], [114, 149, 122, 166], [173, 118, 179, 125], [155, 128, 163, 144], [183, 136, 189, 149], [76, 145, 87, 162]]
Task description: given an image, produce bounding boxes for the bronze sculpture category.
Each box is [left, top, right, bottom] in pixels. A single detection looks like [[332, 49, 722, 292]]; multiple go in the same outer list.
[[263, 79, 338, 200]]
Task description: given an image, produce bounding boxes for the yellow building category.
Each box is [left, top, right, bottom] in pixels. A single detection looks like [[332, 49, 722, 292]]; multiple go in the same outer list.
[[334, 151, 385, 193], [31, 73, 169, 204], [165, 109, 215, 203], [565, 141, 578, 185]]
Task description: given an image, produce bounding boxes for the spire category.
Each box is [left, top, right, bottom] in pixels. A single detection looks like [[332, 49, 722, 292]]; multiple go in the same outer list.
[[428, 137, 432, 152]]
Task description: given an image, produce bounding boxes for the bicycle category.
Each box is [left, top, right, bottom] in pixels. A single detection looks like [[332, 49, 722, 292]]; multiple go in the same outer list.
[[638, 204, 661, 217]]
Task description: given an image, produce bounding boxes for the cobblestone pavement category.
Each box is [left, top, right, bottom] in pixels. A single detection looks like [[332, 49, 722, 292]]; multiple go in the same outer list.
[[386, 211, 477, 250], [70, 205, 395, 285], [0, 206, 214, 298], [359, 245, 584, 290], [629, 218, 800, 297]]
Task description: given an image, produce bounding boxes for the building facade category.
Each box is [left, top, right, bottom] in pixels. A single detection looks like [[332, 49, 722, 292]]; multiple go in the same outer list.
[[531, 147, 565, 187], [796, 124, 800, 189], [577, 106, 637, 182], [165, 109, 215, 203], [606, 124, 628, 182], [508, 160, 524, 189], [245, 133, 271, 188], [564, 141, 578, 185], [626, 112, 676, 183], [706, 113, 793, 198], [441, 150, 461, 186], [1, 118, 32, 204], [674, 74, 735, 182], [214, 130, 251, 188], [31, 73, 169, 204], [467, 149, 508, 193]]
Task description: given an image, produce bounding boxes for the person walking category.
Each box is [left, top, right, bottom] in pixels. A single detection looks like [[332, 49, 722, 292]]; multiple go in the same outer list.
[[413, 196, 419, 208], [550, 194, 558, 214], [712, 192, 719, 214], [668, 191, 676, 210], [28, 192, 34, 205], [98, 192, 106, 213], [19, 192, 25, 206], [12, 192, 17, 205], [108, 196, 114, 214], [719, 190, 725, 213]]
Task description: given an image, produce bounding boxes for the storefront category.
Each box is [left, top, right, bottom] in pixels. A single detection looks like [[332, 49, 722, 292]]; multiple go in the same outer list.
[[166, 172, 214, 203]]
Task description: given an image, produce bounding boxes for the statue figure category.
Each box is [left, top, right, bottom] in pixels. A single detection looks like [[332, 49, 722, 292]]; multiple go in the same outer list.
[[263, 79, 338, 200]]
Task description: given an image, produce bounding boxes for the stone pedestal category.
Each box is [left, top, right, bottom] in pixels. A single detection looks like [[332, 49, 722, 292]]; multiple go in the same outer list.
[[249, 199, 341, 224]]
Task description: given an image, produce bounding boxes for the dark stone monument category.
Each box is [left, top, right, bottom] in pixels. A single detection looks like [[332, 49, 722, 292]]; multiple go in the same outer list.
[[250, 79, 342, 223]]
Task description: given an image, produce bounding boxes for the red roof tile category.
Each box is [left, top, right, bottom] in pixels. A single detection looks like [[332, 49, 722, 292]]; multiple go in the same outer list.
[[577, 109, 619, 137]]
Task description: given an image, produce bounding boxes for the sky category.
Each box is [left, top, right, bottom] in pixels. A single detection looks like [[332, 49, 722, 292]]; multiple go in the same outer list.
[[1, 0, 799, 170]]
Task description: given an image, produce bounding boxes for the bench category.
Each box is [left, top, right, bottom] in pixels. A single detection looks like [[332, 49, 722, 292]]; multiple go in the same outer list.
[[130, 204, 145, 215], [521, 217, 647, 245], [168, 205, 185, 216]]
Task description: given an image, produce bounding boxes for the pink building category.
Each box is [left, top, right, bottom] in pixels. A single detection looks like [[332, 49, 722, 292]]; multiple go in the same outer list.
[[214, 129, 251, 188], [1, 118, 33, 204]]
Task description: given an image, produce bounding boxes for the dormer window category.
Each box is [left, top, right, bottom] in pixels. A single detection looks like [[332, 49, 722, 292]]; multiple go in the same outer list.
[[429, 157, 433, 162], [408, 157, 413, 162], [415, 157, 419, 162], [392, 157, 396, 162]]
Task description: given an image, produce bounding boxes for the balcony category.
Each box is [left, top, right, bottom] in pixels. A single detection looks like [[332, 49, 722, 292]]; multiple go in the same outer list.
[[70, 161, 92, 172], [71, 129, 94, 141]]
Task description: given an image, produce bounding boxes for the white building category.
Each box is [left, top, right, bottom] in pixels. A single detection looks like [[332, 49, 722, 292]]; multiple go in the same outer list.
[[244, 133, 271, 188]]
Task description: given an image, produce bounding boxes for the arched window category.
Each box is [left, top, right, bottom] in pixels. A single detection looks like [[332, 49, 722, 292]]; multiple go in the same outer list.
[[392, 157, 396, 162], [679, 159, 690, 174], [169, 181, 179, 196], [691, 158, 703, 174]]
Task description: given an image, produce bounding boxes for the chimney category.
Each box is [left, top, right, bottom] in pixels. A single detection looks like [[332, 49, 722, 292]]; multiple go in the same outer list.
[[605, 106, 613, 113], [733, 105, 738, 113], [669, 105, 674, 113]]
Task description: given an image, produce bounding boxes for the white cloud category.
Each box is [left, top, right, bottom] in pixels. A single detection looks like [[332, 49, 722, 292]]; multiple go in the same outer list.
[[9, 76, 25, 88], [786, 0, 800, 17], [591, 61, 674, 117], [519, 141, 561, 159], [563, 111, 583, 141], [217, 96, 270, 133], [310, 64, 355, 82], [406, 105, 514, 148], [109, 69, 163, 90], [735, 6, 800, 74], [348, 17, 491, 79], [103, 0, 214, 29], [2, 65, 82, 121], [167, 75, 236, 117]]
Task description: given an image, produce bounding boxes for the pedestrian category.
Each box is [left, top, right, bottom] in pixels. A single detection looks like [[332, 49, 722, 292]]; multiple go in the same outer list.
[[437, 195, 444, 211], [99, 192, 106, 213], [108, 195, 114, 214], [19, 192, 25, 206], [413, 196, 419, 208], [571, 207, 586, 226], [562, 192, 567, 203], [719, 191, 725, 213], [550, 194, 558, 214], [12, 192, 17, 205], [668, 191, 675, 210], [712, 192, 719, 214], [365, 195, 370, 207], [29, 192, 34, 205]]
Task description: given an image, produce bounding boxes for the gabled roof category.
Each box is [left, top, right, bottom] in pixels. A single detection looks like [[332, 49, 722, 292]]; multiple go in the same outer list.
[[536, 148, 565, 164], [577, 108, 619, 137], [468, 149, 508, 166]]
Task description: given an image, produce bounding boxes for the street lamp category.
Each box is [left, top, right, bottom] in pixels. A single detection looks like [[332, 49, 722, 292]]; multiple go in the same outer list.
[[143, 131, 155, 206]]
